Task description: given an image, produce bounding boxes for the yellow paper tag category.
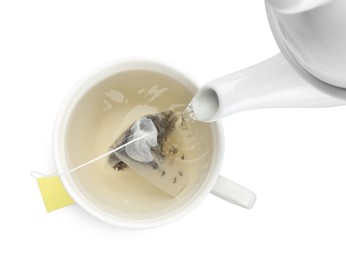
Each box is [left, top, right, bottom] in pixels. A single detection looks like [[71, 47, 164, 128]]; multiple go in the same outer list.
[[36, 176, 75, 212]]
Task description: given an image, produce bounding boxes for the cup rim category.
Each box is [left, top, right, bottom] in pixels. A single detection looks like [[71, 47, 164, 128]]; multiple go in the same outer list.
[[52, 58, 225, 228]]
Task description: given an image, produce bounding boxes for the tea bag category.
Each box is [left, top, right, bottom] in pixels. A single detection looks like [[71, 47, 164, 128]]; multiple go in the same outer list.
[[109, 110, 189, 197]]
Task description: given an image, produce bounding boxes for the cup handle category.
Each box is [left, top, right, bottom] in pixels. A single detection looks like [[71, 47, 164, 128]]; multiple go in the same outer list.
[[211, 176, 256, 209]]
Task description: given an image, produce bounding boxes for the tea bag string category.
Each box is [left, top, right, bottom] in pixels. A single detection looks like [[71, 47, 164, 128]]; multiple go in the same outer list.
[[31, 134, 148, 179]]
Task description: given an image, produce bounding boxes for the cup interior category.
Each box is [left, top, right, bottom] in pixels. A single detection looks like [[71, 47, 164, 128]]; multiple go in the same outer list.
[[53, 60, 223, 228]]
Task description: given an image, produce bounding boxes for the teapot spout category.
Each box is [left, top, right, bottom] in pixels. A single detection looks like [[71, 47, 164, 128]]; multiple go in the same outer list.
[[190, 54, 346, 122]]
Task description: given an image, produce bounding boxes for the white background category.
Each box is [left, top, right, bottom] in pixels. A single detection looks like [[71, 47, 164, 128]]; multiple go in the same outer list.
[[1, 0, 346, 259]]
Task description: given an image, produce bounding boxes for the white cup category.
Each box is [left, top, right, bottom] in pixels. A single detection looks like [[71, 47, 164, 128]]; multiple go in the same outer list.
[[52, 58, 256, 229]]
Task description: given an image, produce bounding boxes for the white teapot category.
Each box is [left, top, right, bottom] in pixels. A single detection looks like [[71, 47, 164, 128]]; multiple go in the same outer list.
[[190, 0, 346, 121]]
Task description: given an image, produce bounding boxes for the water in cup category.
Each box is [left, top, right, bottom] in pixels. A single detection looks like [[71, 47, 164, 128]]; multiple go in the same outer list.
[[64, 70, 216, 217]]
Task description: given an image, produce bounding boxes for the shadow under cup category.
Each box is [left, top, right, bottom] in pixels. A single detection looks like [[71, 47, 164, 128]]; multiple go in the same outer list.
[[53, 60, 223, 228]]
